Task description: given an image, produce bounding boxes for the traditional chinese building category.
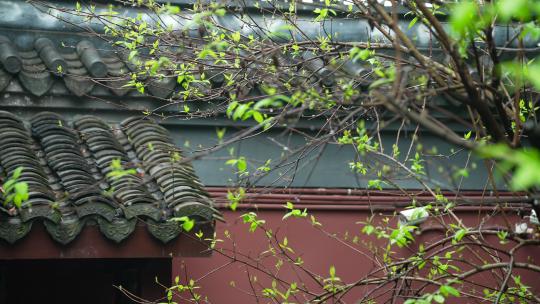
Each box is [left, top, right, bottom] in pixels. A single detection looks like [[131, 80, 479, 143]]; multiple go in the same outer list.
[[0, 1, 539, 303]]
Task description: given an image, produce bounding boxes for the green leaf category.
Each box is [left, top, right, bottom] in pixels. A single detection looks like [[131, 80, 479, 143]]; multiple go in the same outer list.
[[252, 111, 264, 123], [362, 225, 375, 235], [527, 62, 540, 91], [214, 8, 226, 16], [150, 61, 160, 75], [226, 101, 239, 117], [231, 31, 241, 43], [350, 47, 373, 62], [198, 48, 217, 59], [408, 17, 418, 29], [433, 294, 445, 303], [230, 200, 238, 211], [254, 95, 288, 109], [182, 217, 195, 232], [236, 157, 247, 172], [216, 128, 226, 142], [358, 49, 372, 60], [170, 216, 195, 232], [111, 158, 122, 170], [166, 5, 180, 14], [454, 228, 467, 242], [496, 0, 530, 22], [225, 159, 237, 166], [449, 1, 478, 36], [13, 195, 22, 208], [329, 265, 336, 277], [233, 103, 251, 121], [128, 50, 138, 61], [12, 167, 23, 179], [3, 179, 15, 193], [14, 182, 28, 196], [440, 285, 460, 297]]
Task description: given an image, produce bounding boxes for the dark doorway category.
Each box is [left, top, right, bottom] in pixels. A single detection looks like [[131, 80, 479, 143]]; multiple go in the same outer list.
[[0, 258, 171, 304]]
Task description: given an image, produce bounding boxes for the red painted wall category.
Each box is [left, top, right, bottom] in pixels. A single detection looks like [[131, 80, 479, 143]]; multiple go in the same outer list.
[[176, 207, 540, 303], [1, 188, 537, 303]]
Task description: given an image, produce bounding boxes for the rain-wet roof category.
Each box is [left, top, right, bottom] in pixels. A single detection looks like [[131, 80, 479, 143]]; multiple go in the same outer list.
[[0, 111, 218, 245]]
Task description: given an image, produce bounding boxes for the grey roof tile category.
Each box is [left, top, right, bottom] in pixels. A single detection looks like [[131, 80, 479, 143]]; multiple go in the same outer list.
[[0, 34, 353, 101], [147, 75, 176, 99], [0, 110, 217, 245], [102, 56, 130, 96], [18, 50, 53, 96], [34, 38, 67, 76], [63, 51, 95, 97], [76, 40, 108, 78], [0, 68, 12, 91], [0, 35, 21, 74], [0, 217, 32, 244]]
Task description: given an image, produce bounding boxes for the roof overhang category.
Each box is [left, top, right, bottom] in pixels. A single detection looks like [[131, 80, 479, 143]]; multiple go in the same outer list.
[[0, 221, 212, 259]]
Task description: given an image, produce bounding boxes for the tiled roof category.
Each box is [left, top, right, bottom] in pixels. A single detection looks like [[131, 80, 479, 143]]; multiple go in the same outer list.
[[0, 111, 219, 244], [0, 34, 376, 100], [0, 35, 143, 98]]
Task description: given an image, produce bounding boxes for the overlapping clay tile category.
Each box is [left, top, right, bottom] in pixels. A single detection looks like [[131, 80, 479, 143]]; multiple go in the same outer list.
[[0, 111, 217, 245], [0, 35, 357, 100]]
